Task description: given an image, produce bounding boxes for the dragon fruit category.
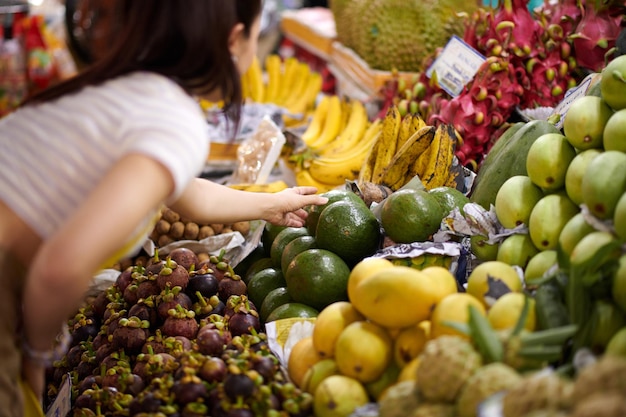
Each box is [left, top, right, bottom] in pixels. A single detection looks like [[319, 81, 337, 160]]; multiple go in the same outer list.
[[571, 4, 622, 72], [430, 56, 523, 167]]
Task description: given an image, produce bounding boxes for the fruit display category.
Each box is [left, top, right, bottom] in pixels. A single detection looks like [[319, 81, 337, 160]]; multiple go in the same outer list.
[[45, 248, 315, 416], [149, 207, 252, 248], [374, 0, 624, 168]]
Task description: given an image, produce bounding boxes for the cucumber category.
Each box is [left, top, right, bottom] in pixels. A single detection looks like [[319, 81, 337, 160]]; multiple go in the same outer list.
[[469, 120, 561, 209]]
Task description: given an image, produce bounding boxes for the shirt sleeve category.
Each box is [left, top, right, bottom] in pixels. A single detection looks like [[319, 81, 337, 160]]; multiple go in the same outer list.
[[122, 103, 210, 203]]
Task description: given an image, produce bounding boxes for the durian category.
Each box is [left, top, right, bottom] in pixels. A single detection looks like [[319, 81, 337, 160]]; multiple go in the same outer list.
[[572, 355, 626, 406], [378, 380, 421, 417], [502, 371, 574, 417]]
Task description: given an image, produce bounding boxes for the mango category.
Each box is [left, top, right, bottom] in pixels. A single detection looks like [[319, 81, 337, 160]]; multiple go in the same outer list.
[[570, 231, 621, 269], [558, 212, 596, 258], [581, 150, 626, 219], [603, 108, 626, 152], [524, 250, 558, 285], [563, 96, 613, 150], [312, 301, 364, 359], [497, 233, 539, 269], [600, 54, 626, 110], [313, 375, 369, 417], [470, 234, 499, 262], [466, 261, 522, 308], [495, 175, 544, 229], [526, 133, 577, 191], [615, 193, 626, 241], [529, 193, 579, 251], [334, 321, 393, 383], [564, 149, 602, 206], [613, 255, 626, 313]]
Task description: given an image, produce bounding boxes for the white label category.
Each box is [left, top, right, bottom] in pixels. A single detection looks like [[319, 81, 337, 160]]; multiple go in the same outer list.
[[551, 72, 602, 129], [46, 374, 72, 417], [426, 35, 487, 97]]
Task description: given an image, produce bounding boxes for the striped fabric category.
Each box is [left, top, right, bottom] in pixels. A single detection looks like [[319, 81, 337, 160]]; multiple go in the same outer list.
[[0, 72, 209, 246]]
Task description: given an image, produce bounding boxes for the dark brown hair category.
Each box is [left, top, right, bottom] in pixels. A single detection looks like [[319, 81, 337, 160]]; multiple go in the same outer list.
[[27, 0, 262, 124]]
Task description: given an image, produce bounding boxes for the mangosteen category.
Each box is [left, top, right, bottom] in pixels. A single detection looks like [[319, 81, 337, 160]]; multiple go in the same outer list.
[[172, 374, 208, 405], [75, 359, 97, 381], [229, 312, 260, 337], [66, 344, 84, 369], [95, 342, 115, 363], [92, 332, 108, 351], [70, 316, 100, 346], [74, 391, 97, 409], [199, 253, 234, 282], [192, 293, 222, 319], [251, 355, 278, 382], [174, 336, 193, 352], [156, 258, 190, 291], [196, 327, 226, 356], [161, 306, 199, 339], [128, 391, 162, 415], [101, 368, 144, 396], [77, 375, 102, 394], [123, 282, 140, 305], [115, 266, 134, 293], [136, 277, 161, 300], [145, 251, 166, 276], [211, 300, 226, 316], [91, 290, 111, 318], [168, 247, 200, 271], [157, 286, 192, 320], [223, 373, 256, 401], [181, 402, 210, 417], [128, 298, 158, 324], [198, 356, 227, 383], [217, 274, 247, 300], [227, 408, 254, 417], [186, 272, 219, 300], [111, 317, 150, 354]]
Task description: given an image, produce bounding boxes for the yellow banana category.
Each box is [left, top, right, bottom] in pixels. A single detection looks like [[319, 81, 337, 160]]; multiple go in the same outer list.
[[246, 56, 265, 103], [275, 57, 299, 106], [421, 124, 457, 190], [264, 54, 282, 104], [285, 72, 323, 118], [228, 180, 289, 192], [318, 99, 369, 157], [379, 126, 436, 191], [283, 62, 312, 111], [301, 94, 330, 147], [307, 131, 379, 184], [308, 95, 343, 150], [294, 168, 341, 193], [371, 105, 402, 184]]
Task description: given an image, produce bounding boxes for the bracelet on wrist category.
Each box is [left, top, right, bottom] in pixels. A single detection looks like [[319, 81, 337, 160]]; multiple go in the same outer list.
[[22, 322, 72, 367]]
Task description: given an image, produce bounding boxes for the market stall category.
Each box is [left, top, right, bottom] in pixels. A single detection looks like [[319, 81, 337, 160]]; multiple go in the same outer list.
[[3, 0, 626, 416]]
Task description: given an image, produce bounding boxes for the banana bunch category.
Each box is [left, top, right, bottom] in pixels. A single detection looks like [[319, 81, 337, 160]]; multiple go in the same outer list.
[[292, 96, 382, 192], [241, 55, 322, 124], [358, 105, 462, 191], [227, 180, 289, 193]]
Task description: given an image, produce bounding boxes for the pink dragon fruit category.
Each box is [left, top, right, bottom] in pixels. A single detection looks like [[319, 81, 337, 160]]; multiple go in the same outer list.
[[571, 4, 622, 72], [430, 56, 523, 167]]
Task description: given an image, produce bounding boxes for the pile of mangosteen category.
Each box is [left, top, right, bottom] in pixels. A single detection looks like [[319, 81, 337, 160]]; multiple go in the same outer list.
[[46, 247, 313, 417]]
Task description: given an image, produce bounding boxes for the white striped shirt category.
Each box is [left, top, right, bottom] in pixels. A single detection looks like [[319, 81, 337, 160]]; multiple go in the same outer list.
[[0, 71, 209, 246]]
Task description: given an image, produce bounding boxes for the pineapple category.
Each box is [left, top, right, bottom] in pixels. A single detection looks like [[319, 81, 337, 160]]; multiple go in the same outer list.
[[457, 363, 523, 417], [416, 336, 483, 403]]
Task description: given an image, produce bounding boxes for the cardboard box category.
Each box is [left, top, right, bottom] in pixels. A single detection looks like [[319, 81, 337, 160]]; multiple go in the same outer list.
[[279, 7, 336, 60]]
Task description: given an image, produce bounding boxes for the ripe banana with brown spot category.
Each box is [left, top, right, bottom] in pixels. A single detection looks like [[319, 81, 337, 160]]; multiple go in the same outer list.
[[379, 125, 436, 191], [308, 95, 343, 150], [318, 99, 369, 157], [301, 95, 330, 147], [371, 105, 402, 184], [421, 124, 457, 190], [396, 113, 427, 150]]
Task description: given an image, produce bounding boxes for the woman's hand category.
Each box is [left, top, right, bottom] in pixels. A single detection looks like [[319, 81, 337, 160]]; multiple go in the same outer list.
[[265, 186, 328, 227]]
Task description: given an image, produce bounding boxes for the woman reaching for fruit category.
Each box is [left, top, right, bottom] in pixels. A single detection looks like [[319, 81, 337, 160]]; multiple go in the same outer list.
[[0, 1, 327, 415]]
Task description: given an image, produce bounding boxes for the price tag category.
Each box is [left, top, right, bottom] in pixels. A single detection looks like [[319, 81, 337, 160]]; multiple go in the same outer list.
[[426, 35, 486, 97], [46, 374, 72, 417], [550, 72, 602, 129]]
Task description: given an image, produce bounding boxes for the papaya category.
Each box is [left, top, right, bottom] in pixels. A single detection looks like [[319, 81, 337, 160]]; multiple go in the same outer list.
[[470, 120, 560, 209]]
